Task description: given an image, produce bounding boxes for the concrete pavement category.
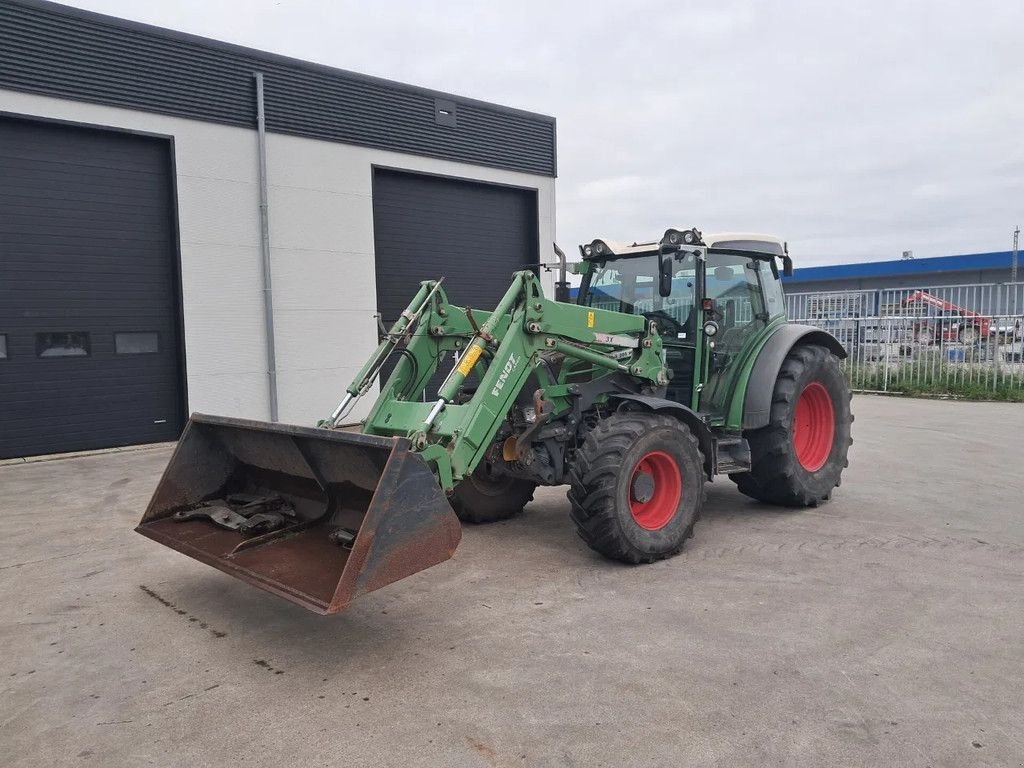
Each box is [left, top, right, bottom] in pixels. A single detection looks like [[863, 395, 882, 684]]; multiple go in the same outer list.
[[1, 395, 1022, 767]]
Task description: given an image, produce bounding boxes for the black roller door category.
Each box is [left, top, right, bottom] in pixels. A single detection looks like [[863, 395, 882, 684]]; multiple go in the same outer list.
[[372, 169, 538, 395], [0, 117, 185, 458]]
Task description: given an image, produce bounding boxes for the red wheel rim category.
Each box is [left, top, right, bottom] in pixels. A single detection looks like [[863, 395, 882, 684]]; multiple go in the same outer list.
[[793, 382, 835, 472], [628, 451, 682, 530]]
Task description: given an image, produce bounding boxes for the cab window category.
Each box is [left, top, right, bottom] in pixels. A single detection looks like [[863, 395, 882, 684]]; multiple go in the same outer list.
[[758, 260, 786, 318], [707, 258, 761, 321], [584, 252, 697, 340]]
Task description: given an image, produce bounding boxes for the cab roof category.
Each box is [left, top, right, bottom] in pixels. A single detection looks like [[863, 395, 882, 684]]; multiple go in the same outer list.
[[704, 232, 785, 254], [581, 231, 786, 259]]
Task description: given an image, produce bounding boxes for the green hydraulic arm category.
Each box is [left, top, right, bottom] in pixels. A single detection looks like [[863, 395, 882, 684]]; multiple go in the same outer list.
[[326, 270, 669, 494]]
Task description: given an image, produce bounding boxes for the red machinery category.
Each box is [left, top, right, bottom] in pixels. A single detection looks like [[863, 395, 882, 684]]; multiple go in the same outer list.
[[900, 290, 992, 344]]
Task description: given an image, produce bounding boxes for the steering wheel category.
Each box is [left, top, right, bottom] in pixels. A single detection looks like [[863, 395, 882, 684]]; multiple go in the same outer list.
[[642, 310, 687, 336]]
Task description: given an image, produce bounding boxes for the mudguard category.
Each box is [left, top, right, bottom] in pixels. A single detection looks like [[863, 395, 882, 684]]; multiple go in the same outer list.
[[741, 324, 847, 430], [608, 393, 715, 478]]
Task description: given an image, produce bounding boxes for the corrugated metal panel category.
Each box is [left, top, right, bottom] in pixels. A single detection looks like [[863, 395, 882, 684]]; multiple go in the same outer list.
[[372, 169, 538, 397], [0, 116, 185, 458], [0, 0, 557, 177]]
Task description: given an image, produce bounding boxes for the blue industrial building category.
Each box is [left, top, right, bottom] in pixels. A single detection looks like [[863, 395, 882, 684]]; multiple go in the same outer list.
[[783, 251, 1018, 294]]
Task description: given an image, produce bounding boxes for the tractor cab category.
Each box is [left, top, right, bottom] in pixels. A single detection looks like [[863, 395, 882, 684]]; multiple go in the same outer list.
[[575, 229, 792, 417]]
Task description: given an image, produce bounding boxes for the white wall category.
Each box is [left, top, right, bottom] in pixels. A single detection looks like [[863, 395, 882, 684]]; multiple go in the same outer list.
[[0, 88, 557, 426]]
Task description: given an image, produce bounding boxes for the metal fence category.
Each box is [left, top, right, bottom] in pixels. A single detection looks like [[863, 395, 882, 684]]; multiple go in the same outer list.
[[787, 282, 1024, 396]]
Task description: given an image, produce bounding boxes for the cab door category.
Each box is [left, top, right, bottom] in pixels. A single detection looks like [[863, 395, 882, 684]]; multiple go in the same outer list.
[[698, 255, 777, 418]]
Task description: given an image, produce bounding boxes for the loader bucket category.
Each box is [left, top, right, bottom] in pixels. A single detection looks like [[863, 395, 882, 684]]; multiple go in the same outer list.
[[136, 414, 461, 615]]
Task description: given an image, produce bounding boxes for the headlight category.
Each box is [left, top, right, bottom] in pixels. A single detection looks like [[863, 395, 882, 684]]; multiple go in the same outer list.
[[662, 228, 703, 247], [580, 239, 613, 258]]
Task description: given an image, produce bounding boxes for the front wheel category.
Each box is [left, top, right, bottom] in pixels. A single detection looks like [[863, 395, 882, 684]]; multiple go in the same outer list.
[[731, 344, 852, 507], [568, 413, 705, 564], [450, 462, 536, 524]]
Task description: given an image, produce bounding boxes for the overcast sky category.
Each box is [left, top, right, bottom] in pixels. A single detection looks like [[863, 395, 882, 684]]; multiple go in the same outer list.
[[61, 0, 1024, 266]]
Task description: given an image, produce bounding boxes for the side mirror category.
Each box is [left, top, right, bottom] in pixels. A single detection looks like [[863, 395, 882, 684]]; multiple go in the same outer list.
[[659, 255, 673, 297], [782, 255, 794, 277]]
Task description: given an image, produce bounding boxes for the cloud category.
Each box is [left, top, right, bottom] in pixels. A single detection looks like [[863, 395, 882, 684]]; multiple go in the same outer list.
[[576, 175, 661, 201], [62, 0, 1024, 265]]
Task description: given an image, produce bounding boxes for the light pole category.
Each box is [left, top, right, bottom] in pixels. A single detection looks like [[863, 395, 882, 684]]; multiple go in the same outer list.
[[1013, 226, 1020, 284]]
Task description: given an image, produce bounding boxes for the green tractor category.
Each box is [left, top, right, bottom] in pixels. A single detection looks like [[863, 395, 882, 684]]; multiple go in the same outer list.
[[137, 228, 852, 614]]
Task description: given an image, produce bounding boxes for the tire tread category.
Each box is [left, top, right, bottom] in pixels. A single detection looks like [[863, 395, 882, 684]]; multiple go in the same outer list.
[[732, 344, 853, 506], [568, 412, 706, 564]]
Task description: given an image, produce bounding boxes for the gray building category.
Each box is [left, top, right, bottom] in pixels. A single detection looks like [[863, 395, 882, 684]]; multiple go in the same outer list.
[[0, 0, 557, 458]]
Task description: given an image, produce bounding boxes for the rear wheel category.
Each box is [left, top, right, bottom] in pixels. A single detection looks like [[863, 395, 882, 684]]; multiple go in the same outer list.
[[450, 461, 536, 524], [568, 412, 705, 564], [731, 344, 852, 507]]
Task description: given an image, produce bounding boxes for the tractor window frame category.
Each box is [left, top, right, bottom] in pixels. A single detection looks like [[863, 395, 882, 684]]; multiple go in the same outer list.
[[705, 256, 766, 325], [581, 252, 664, 315], [706, 247, 788, 321], [579, 252, 698, 338]]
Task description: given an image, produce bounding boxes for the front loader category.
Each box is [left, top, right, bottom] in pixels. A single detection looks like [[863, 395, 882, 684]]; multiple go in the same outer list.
[[137, 228, 852, 614]]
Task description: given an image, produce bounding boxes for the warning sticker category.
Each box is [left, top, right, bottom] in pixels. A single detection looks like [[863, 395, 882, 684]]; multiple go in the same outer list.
[[456, 344, 483, 376], [587, 311, 595, 328]]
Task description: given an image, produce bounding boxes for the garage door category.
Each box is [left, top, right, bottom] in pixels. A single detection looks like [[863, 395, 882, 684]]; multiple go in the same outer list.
[[0, 117, 185, 459], [372, 169, 538, 395]]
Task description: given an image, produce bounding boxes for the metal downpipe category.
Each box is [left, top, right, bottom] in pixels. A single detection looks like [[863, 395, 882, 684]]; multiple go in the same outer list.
[[254, 72, 279, 422]]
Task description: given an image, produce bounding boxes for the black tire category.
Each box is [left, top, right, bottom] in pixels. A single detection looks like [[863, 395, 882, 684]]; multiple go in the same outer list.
[[959, 325, 980, 345], [568, 412, 705, 564], [915, 325, 935, 345], [450, 461, 536, 524], [731, 344, 852, 507]]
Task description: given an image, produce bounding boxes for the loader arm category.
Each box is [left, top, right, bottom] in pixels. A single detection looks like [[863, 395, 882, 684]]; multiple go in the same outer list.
[[135, 271, 668, 615], [353, 270, 669, 492]]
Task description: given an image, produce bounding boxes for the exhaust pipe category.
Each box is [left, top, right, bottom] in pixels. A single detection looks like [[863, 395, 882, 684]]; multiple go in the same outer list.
[[553, 242, 571, 303]]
